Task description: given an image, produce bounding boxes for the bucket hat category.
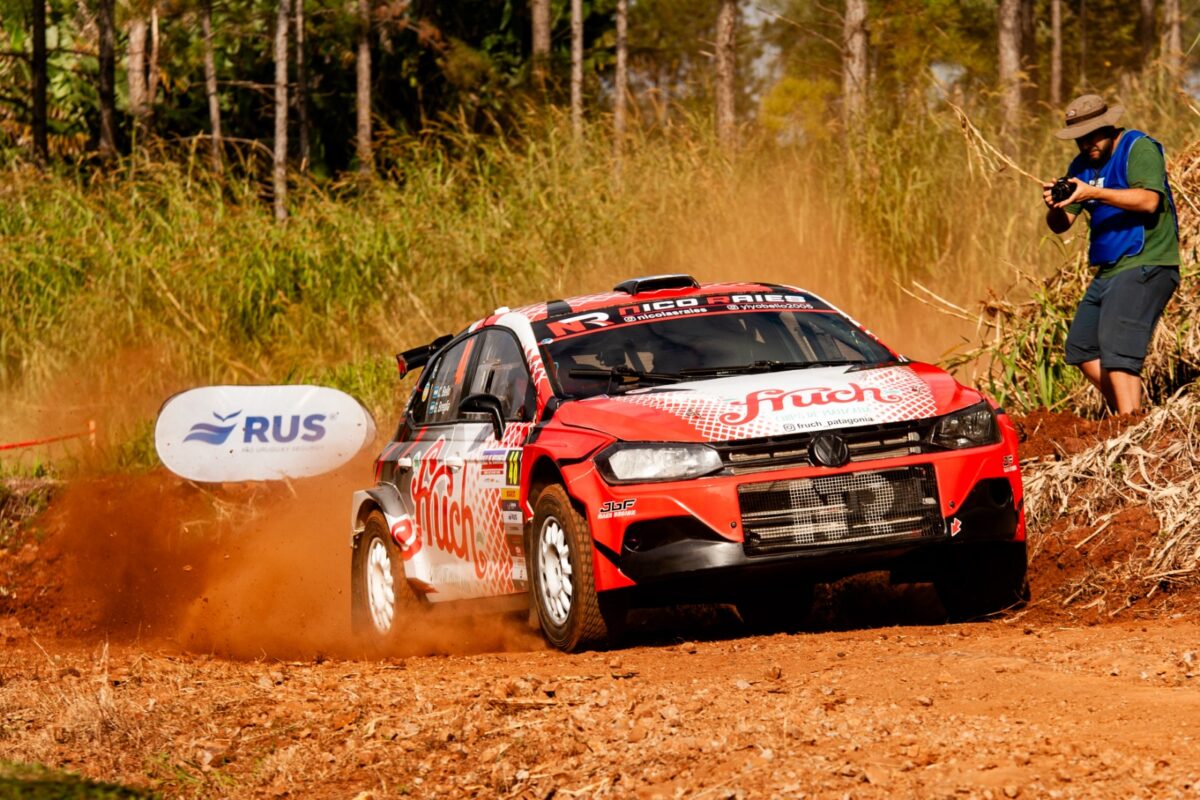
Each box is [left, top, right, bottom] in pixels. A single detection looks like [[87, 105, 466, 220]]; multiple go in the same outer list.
[[1054, 94, 1125, 140]]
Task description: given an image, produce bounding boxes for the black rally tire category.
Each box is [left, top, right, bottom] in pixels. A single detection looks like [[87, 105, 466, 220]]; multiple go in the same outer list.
[[351, 510, 423, 648], [529, 485, 611, 652], [934, 541, 1030, 622]]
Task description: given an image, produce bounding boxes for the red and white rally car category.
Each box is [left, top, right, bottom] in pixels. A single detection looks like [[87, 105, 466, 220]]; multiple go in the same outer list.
[[350, 275, 1026, 651]]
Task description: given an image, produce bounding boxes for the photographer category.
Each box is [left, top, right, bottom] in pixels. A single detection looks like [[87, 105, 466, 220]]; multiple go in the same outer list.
[[1043, 94, 1180, 415]]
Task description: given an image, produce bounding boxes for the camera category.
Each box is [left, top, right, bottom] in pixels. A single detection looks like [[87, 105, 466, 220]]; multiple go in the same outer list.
[[1050, 177, 1076, 205]]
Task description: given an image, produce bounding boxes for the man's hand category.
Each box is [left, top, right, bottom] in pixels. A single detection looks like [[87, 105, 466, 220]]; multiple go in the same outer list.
[[1042, 177, 1086, 209], [1044, 178, 1160, 213], [1043, 179, 1079, 233]]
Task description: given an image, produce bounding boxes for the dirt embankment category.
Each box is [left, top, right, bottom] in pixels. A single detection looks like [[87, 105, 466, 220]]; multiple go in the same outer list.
[[1, 405, 1199, 798]]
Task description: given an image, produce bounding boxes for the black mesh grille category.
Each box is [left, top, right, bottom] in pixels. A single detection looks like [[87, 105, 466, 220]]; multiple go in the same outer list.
[[713, 420, 938, 475], [738, 465, 942, 555]]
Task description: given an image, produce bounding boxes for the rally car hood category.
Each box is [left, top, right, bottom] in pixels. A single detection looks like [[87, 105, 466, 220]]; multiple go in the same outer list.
[[553, 361, 980, 443]]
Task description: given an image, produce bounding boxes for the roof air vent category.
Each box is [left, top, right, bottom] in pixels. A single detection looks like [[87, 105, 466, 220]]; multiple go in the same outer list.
[[613, 274, 701, 295]]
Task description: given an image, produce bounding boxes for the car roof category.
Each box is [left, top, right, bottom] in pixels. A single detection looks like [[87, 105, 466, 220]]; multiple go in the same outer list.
[[500, 277, 819, 326]]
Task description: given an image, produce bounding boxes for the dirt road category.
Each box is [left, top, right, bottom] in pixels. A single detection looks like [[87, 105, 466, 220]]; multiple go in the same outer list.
[[3, 411, 1200, 799], [2, 615, 1199, 799]]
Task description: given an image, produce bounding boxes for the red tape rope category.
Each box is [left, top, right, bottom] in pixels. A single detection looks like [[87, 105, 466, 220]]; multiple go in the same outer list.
[[0, 421, 96, 452]]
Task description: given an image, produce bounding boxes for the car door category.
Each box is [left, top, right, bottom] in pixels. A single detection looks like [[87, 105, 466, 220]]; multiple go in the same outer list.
[[397, 335, 490, 602], [459, 327, 538, 596]]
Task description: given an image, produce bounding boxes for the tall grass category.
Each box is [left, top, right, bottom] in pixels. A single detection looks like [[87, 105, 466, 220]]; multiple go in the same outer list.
[[2, 92, 1198, 468]]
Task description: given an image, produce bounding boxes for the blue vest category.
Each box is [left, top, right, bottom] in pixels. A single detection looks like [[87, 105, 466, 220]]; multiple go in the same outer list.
[[1067, 130, 1179, 266]]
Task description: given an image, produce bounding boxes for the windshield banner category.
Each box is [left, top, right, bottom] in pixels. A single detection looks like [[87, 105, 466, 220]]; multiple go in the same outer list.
[[155, 385, 376, 482]]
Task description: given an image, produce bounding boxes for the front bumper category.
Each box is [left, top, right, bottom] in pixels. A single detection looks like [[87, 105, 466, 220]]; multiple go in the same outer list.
[[561, 440, 1023, 596]]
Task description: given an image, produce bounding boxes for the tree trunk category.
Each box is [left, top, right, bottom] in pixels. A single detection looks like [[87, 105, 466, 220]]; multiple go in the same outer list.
[[31, 0, 48, 163], [1050, 0, 1062, 106], [97, 0, 117, 159], [1078, 0, 1087, 88], [356, 0, 372, 173], [614, 0, 627, 167], [147, 5, 160, 110], [658, 63, 670, 128], [295, 0, 309, 170], [531, 0, 550, 92], [1019, 0, 1037, 105], [274, 0, 290, 221], [200, 0, 222, 172], [714, 0, 736, 149], [997, 0, 1021, 136], [1162, 0, 1181, 77], [127, 17, 147, 134], [570, 0, 583, 140], [1139, 0, 1156, 69], [842, 0, 867, 123]]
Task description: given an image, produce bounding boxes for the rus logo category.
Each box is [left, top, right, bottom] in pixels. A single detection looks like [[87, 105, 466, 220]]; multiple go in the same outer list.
[[184, 411, 328, 445]]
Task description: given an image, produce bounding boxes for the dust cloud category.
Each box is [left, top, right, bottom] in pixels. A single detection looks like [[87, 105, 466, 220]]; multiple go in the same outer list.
[[39, 464, 543, 661]]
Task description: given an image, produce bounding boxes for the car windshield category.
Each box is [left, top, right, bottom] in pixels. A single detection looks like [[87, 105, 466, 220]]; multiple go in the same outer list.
[[534, 303, 897, 399]]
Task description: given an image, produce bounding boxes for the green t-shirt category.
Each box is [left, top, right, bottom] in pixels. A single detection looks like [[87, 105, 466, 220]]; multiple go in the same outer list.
[[1066, 134, 1180, 278]]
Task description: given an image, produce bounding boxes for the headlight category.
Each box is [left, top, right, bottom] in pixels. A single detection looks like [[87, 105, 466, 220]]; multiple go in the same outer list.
[[595, 443, 723, 484], [930, 401, 1000, 449]]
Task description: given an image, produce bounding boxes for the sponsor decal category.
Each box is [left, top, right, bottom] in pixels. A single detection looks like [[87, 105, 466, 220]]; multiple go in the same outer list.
[[950, 517, 962, 537], [720, 384, 903, 426], [598, 499, 637, 519], [183, 413, 328, 445], [501, 487, 520, 501], [390, 518, 422, 560], [546, 311, 613, 338], [184, 410, 243, 444], [1002, 454, 1018, 473], [155, 385, 375, 482], [544, 294, 824, 338], [407, 438, 501, 582], [511, 559, 528, 582], [506, 449, 522, 486], [782, 416, 873, 432], [479, 449, 508, 489]]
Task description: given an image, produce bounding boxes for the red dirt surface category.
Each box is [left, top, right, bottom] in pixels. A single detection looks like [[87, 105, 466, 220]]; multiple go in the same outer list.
[[1012, 408, 1146, 461], [2, 409, 1199, 798]]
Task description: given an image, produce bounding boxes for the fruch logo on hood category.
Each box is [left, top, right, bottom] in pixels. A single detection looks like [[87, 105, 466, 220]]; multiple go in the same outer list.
[[720, 383, 902, 426]]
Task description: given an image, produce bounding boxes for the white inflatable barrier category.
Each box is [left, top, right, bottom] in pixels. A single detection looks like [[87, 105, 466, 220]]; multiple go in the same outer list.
[[155, 385, 376, 482]]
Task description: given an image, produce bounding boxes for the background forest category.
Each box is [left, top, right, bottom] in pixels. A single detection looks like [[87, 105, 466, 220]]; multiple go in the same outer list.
[[1, 0, 1199, 468]]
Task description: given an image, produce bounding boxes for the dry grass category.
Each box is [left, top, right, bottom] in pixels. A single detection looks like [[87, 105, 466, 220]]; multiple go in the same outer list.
[[1024, 389, 1200, 611]]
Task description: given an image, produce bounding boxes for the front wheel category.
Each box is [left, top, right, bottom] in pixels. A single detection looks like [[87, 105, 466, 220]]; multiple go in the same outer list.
[[529, 485, 613, 652], [934, 541, 1029, 622], [351, 510, 423, 650]]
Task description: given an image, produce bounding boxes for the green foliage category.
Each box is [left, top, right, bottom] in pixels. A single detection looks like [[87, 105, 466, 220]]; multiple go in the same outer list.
[[0, 477, 55, 550], [759, 77, 839, 141], [0, 762, 156, 799]]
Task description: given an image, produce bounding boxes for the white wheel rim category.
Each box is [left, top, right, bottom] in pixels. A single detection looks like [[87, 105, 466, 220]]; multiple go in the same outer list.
[[538, 516, 573, 626], [366, 537, 396, 633]]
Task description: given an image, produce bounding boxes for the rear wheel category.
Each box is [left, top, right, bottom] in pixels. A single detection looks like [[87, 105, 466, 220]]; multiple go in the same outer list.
[[351, 510, 423, 649], [935, 541, 1029, 622], [530, 485, 613, 652]]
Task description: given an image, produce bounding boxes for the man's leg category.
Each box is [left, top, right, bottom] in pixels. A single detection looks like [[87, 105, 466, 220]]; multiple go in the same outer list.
[[1096, 267, 1180, 416], [1066, 281, 1105, 407], [1106, 369, 1143, 414], [1078, 359, 1117, 410]]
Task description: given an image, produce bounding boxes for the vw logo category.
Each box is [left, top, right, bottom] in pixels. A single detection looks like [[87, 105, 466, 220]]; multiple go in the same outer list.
[[809, 433, 850, 468]]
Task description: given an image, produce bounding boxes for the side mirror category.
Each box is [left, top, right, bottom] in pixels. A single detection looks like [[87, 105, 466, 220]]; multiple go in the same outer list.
[[460, 393, 506, 441]]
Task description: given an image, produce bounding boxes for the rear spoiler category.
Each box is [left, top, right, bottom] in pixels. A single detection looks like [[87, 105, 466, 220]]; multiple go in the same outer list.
[[396, 334, 453, 378]]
